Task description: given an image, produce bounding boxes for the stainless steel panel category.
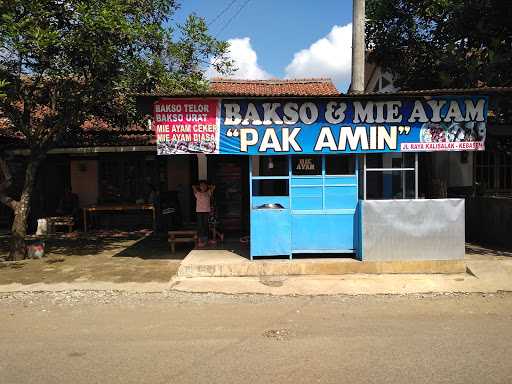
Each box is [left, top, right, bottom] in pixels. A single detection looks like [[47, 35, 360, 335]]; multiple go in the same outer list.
[[362, 199, 465, 261]]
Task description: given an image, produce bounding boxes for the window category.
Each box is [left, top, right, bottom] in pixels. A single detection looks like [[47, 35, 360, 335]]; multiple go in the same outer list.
[[363, 153, 418, 199], [252, 179, 289, 196], [366, 170, 416, 199], [251, 156, 289, 197], [366, 153, 415, 169], [292, 155, 322, 176], [250, 155, 359, 209], [290, 155, 357, 210], [475, 150, 512, 192], [325, 155, 355, 175], [98, 155, 163, 203], [251, 155, 288, 176]]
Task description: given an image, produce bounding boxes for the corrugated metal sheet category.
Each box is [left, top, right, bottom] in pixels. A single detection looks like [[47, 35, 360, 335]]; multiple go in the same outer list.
[[359, 86, 512, 97], [361, 199, 465, 261]]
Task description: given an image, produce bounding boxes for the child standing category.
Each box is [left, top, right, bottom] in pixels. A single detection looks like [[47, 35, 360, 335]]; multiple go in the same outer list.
[[192, 181, 215, 247]]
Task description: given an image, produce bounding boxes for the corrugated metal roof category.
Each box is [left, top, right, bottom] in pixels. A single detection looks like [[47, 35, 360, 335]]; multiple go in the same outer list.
[[358, 86, 512, 97]]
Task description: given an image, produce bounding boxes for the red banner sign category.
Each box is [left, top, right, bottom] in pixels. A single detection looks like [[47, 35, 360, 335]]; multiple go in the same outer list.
[[153, 99, 220, 154]]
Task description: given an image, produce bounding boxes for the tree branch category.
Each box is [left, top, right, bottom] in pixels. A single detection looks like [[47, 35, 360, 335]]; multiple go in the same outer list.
[[0, 156, 12, 190], [0, 156, 17, 210]]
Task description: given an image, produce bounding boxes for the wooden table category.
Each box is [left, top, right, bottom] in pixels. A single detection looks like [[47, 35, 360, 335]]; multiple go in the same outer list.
[[82, 203, 156, 232]]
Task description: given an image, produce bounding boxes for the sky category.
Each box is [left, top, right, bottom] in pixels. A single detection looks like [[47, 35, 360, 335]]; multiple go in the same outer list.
[[174, 0, 354, 92]]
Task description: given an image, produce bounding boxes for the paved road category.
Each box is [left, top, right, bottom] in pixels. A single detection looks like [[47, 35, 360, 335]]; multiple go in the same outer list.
[[1, 291, 511, 384]]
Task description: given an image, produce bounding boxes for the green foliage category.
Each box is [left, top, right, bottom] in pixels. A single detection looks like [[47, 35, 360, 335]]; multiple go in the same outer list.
[[0, 0, 232, 151], [0, 79, 7, 100], [366, 0, 512, 90]]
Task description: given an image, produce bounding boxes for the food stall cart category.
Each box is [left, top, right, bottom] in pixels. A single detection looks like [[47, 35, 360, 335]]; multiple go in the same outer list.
[[148, 94, 488, 261]]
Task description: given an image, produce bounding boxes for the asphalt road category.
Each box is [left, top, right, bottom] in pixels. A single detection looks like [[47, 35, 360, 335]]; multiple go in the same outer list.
[[1, 291, 511, 384]]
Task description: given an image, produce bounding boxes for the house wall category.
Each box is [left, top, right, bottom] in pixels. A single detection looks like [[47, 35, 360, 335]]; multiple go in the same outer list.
[[448, 152, 473, 187], [466, 197, 512, 247], [70, 159, 98, 207], [432, 152, 473, 188]]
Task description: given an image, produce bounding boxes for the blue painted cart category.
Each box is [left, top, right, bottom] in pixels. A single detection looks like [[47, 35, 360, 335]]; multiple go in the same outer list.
[[249, 155, 359, 259]]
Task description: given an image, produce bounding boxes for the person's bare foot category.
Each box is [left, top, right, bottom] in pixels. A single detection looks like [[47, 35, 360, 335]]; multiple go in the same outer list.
[[197, 241, 206, 248]]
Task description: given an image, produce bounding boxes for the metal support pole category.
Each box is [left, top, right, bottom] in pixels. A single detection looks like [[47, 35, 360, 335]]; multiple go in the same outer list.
[[415, 152, 419, 199], [351, 0, 365, 94], [402, 170, 406, 199], [288, 155, 292, 260], [402, 155, 406, 199], [363, 154, 367, 200], [248, 156, 253, 260]]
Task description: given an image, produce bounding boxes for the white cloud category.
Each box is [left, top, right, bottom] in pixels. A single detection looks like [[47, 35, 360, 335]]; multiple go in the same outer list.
[[207, 37, 271, 79], [285, 23, 352, 91]]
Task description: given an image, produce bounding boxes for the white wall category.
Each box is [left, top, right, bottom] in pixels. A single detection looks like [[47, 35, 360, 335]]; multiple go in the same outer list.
[[431, 152, 473, 187], [70, 159, 98, 207]]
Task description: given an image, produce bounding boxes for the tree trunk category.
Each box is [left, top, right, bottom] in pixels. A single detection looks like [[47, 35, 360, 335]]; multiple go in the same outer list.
[[8, 156, 42, 261]]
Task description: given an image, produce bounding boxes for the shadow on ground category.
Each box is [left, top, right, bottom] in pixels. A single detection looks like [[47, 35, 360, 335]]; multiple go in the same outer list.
[[113, 233, 191, 260], [465, 243, 512, 258], [0, 230, 181, 285], [0, 230, 152, 259]]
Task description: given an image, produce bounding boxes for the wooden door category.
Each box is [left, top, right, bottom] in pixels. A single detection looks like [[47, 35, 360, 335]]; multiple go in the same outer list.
[[209, 157, 245, 235]]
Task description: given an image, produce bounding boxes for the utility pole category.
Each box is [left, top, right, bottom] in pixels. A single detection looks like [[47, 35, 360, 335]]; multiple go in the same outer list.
[[351, 0, 365, 94]]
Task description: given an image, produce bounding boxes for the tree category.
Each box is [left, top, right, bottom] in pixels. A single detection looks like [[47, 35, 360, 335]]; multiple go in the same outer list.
[[366, 0, 512, 90], [0, 0, 232, 260]]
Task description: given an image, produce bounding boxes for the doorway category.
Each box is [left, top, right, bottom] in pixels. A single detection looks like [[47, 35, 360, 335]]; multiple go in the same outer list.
[[207, 156, 249, 238]]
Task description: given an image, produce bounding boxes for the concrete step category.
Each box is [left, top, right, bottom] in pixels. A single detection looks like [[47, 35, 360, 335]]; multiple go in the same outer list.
[[177, 250, 466, 278]]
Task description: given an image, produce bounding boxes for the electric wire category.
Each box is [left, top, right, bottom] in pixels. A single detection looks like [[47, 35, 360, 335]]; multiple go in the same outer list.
[[216, 0, 251, 37], [208, 0, 239, 26]]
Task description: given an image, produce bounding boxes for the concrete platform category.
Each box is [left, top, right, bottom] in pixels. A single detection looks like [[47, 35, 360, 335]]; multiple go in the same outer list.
[[177, 249, 466, 278]]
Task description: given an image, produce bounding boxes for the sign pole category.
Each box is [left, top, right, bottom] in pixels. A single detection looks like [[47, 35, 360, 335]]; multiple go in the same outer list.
[[351, 0, 365, 94]]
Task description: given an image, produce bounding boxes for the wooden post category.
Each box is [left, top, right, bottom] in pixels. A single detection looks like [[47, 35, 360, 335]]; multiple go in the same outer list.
[[83, 208, 87, 232]]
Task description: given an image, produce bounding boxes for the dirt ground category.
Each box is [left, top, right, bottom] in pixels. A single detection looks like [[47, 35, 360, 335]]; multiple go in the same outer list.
[[0, 230, 190, 284], [1, 291, 511, 384], [1, 228, 511, 286]]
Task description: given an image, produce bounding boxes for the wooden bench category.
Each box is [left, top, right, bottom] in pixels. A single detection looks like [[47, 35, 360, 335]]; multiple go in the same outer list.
[[47, 216, 74, 234], [168, 230, 198, 254]]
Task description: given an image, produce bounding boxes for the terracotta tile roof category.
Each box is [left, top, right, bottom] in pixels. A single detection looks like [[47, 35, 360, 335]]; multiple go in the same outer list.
[[208, 78, 339, 96], [135, 78, 340, 97], [0, 129, 155, 150]]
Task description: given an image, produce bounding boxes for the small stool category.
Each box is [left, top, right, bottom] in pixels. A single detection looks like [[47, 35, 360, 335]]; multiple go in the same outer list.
[[168, 230, 198, 254]]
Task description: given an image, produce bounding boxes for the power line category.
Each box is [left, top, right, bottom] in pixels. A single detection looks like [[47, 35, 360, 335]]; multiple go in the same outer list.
[[216, 0, 251, 37], [208, 0, 239, 26]]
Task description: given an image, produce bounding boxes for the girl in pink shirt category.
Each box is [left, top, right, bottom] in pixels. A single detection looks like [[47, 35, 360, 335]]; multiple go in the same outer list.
[[192, 181, 215, 247]]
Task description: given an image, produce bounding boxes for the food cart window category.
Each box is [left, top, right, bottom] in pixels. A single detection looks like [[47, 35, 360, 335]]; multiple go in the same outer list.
[[252, 155, 288, 176], [292, 155, 321, 176], [252, 180, 289, 196], [325, 155, 355, 175], [366, 153, 414, 168], [364, 153, 418, 199], [366, 170, 415, 199]]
